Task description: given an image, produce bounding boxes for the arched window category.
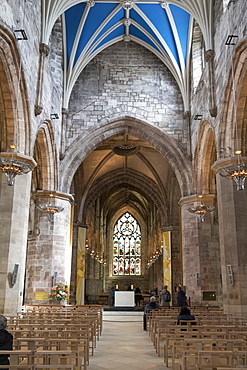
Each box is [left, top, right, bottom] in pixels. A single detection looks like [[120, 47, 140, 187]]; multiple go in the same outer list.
[[113, 212, 141, 275]]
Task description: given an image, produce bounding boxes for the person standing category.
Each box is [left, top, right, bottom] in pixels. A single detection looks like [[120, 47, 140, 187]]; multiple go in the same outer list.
[[0, 315, 13, 368], [159, 285, 171, 307], [135, 287, 142, 306], [176, 286, 188, 307]]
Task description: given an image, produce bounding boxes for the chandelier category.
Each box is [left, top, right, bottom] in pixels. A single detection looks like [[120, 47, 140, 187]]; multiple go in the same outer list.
[[36, 193, 64, 219], [219, 152, 247, 191], [36, 204, 64, 214], [0, 149, 36, 186], [188, 196, 214, 222]]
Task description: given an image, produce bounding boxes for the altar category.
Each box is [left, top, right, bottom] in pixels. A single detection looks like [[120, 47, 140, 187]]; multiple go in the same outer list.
[[115, 291, 135, 307]]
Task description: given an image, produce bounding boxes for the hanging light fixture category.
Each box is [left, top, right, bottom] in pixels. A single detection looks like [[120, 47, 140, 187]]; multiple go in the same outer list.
[[188, 195, 214, 222], [219, 151, 247, 190], [36, 204, 64, 214], [36, 193, 64, 218], [0, 146, 36, 186]]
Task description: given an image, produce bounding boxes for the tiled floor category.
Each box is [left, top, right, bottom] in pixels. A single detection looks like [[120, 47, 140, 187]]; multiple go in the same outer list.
[[87, 312, 169, 370]]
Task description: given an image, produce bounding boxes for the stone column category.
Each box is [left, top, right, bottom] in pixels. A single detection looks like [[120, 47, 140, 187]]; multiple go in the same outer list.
[[212, 157, 247, 314], [179, 194, 219, 306], [25, 190, 74, 305], [35, 43, 50, 116], [205, 49, 217, 118], [183, 111, 192, 160], [60, 108, 68, 160], [0, 169, 33, 315], [162, 225, 181, 302]]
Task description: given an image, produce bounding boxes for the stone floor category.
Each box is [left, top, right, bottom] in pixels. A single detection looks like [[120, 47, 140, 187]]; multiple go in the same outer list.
[[87, 312, 169, 369]]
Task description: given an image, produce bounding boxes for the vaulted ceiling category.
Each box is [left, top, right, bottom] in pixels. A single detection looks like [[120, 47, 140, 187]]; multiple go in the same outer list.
[[42, 0, 214, 109]]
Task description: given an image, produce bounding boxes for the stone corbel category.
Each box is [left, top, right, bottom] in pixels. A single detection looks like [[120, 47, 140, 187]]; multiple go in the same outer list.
[[60, 108, 69, 160], [34, 43, 50, 116], [205, 49, 217, 117]]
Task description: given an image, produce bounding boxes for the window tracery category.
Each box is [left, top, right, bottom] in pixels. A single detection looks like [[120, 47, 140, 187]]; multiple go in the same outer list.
[[113, 212, 141, 275]]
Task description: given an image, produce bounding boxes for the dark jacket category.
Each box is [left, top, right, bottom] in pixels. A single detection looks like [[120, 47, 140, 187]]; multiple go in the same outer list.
[[0, 329, 13, 365], [145, 301, 159, 313], [177, 290, 187, 307], [177, 314, 195, 325]]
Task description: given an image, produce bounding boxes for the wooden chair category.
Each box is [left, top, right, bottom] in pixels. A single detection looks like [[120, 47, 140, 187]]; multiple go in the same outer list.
[[0, 350, 33, 367]]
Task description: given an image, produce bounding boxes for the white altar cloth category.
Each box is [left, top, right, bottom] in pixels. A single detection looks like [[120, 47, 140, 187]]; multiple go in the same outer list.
[[115, 291, 135, 307]]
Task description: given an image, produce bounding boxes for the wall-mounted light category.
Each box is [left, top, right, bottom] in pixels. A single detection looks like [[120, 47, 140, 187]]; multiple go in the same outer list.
[[50, 113, 59, 120], [14, 29, 28, 40]]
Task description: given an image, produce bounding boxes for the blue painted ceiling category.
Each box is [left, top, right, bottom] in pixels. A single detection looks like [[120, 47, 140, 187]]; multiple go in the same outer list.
[[64, 2, 191, 73]]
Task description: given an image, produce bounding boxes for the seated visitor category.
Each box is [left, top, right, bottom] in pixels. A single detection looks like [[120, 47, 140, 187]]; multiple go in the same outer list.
[[143, 296, 159, 330], [177, 306, 195, 325], [0, 315, 13, 367]]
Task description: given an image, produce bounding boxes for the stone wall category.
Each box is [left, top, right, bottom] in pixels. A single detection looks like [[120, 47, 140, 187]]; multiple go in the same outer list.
[[67, 41, 187, 153]]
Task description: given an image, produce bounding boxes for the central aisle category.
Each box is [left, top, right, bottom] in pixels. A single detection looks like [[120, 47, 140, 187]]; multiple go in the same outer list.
[[87, 312, 169, 370]]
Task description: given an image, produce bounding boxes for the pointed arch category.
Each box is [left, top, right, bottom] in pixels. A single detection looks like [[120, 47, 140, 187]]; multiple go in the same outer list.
[[0, 26, 31, 154], [32, 120, 59, 191], [194, 120, 216, 194], [60, 116, 193, 197], [219, 39, 247, 156]]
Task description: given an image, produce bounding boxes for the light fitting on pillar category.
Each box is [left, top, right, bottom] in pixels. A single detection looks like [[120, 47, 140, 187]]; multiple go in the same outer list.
[[36, 193, 64, 216], [36, 204, 64, 214], [14, 29, 28, 40], [219, 151, 247, 190], [194, 114, 203, 120], [0, 146, 35, 186], [188, 195, 214, 222], [50, 113, 59, 120]]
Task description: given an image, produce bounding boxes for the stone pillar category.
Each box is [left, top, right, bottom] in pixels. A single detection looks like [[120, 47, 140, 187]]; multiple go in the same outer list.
[[60, 108, 68, 160], [35, 43, 50, 116], [162, 226, 181, 302], [183, 111, 192, 160], [25, 191, 74, 305], [0, 169, 33, 315], [212, 157, 247, 314], [179, 194, 219, 306], [205, 49, 217, 118]]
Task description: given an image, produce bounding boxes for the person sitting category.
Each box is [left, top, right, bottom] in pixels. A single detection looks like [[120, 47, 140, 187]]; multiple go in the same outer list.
[[0, 315, 13, 367], [143, 296, 159, 330], [177, 306, 195, 325]]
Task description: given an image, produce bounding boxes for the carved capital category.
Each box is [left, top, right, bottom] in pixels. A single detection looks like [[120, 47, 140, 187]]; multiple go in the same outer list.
[[204, 49, 215, 62], [183, 110, 191, 119], [62, 108, 69, 117], [35, 104, 43, 116], [39, 43, 50, 57], [209, 107, 217, 117]]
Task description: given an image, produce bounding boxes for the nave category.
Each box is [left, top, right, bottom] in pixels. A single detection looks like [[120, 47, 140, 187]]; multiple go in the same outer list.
[[87, 312, 166, 370]]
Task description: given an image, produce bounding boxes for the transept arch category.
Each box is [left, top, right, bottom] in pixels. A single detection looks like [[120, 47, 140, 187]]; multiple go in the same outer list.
[[219, 39, 247, 156], [32, 120, 58, 191], [60, 117, 193, 197], [0, 26, 30, 154], [194, 120, 216, 195]]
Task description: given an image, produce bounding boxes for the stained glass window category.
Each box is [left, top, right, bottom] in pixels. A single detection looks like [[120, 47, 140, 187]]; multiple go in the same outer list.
[[113, 212, 141, 275]]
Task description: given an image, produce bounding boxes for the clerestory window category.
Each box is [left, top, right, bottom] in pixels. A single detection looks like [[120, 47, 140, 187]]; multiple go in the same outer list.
[[113, 212, 141, 275]]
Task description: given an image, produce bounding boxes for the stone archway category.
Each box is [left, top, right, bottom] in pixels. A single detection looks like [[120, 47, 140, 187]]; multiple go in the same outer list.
[[60, 117, 193, 197], [0, 26, 31, 154]]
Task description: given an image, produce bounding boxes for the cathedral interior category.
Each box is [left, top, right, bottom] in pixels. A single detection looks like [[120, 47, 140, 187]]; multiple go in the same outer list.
[[0, 0, 247, 316]]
